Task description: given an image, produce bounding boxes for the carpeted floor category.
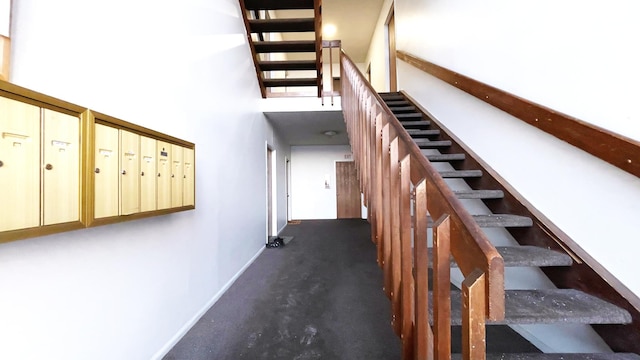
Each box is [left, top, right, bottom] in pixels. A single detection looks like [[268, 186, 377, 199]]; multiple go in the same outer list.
[[163, 219, 538, 359]]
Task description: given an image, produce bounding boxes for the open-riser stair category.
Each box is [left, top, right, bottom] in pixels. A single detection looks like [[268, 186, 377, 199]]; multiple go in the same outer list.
[[377, 91, 640, 359], [239, 0, 323, 98]]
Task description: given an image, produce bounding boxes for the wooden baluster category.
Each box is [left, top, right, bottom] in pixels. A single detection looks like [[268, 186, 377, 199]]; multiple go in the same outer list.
[[374, 113, 385, 267], [462, 269, 487, 360], [390, 137, 402, 335], [414, 180, 434, 359], [400, 155, 415, 359], [433, 214, 452, 360], [381, 123, 393, 298]]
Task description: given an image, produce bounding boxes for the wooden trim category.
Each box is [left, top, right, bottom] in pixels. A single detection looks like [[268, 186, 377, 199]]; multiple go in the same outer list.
[[397, 50, 640, 178], [386, 8, 397, 92], [0, 35, 9, 81]]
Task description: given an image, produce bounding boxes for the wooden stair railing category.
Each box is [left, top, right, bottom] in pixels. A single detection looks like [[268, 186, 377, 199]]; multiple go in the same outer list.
[[341, 50, 506, 360], [239, 0, 323, 98]]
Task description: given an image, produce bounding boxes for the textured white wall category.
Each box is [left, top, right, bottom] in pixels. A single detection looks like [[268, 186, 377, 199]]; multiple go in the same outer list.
[[291, 145, 365, 219], [0, 0, 288, 359]]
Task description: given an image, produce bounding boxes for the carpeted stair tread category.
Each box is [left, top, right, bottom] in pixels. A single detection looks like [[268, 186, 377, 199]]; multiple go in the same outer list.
[[263, 78, 317, 87], [396, 112, 424, 120], [248, 18, 315, 33], [243, 0, 315, 10], [379, 92, 404, 101], [258, 60, 317, 71], [451, 353, 640, 359], [254, 40, 316, 53], [429, 289, 633, 326], [453, 189, 503, 199], [407, 129, 440, 137], [425, 153, 466, 162], [427, 246, 573, 268], [427, 214, 533, 228], [388, 106, 417, 113], [414, 139, 452, 148], [438, 169, 483, 178]]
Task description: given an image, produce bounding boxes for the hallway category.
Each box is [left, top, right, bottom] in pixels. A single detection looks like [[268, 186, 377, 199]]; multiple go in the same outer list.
[[164, 220, 401, 359]]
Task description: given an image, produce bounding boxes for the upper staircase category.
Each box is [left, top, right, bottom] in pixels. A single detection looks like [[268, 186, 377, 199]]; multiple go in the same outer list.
[[340, 49, 640, 359], [239, 0, 323, 98]]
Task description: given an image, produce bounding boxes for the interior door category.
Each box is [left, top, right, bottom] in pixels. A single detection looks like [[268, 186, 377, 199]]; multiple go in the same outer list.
[[336, 161, 361, 219]]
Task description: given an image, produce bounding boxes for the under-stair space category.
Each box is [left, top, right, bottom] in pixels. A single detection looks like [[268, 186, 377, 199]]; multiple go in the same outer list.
[[240, 0, 323, 98], [374, 91, 640, 359]]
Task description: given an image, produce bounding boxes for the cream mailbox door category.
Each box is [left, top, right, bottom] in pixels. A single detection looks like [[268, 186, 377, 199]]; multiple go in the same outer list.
[[157, 141, 172, 210], [183, 147, 194, 207], [42, 109, 80, 225], [94, 124, 119, 218], [171, 144, 184, 208], [120, 130, 140, 215], [140, 136, 157, 212], [0, 97, 40, 231]]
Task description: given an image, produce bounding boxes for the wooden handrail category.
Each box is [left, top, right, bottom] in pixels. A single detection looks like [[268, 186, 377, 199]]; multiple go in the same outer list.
[[397, 50, 640, 179], [341, 50, 505, 359]]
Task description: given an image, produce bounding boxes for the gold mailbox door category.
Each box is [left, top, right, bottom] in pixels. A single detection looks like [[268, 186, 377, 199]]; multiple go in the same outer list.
[[0, 97, 40, 231], [156, 141, 172, 210], [171, 144, 184, 208], [94, 124, 119, 218], [183, 147, 194, 207], [120, 130, 140, 215], [139, 136, 157, 212], [42, 109, 80, 225]]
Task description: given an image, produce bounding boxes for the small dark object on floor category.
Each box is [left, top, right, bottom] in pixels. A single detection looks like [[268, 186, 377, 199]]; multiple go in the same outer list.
[[266, 237, 285, 248]]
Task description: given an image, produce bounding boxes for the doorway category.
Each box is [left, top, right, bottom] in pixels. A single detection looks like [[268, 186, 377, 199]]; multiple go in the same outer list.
[[386, 6, 397, 92], [336, 161, 361, 219], [267, 146, 276, 238]]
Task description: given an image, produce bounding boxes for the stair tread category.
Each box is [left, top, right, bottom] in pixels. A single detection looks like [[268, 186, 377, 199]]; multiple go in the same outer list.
[[407, 129, 440, 137], [415, 139, 452, 148], [438, 169, 483, 178], [258, 60, 317, 71], [427, 214, 533, 228], [254, 40, 316, 53], [389, 106, 417, 113], [429, 289, 632, 326], [396, 112, 423, 119], [400, 120, 431, 128], [263, 78, 318, 87], [452, 189, 503, 199], [249, 18, 315, 33], [425, 153, 466, 162], [451, 353, 640, 360], [428, 246, 573, 268], [385, 100, 410, 106], [244, 0, 315, 10]]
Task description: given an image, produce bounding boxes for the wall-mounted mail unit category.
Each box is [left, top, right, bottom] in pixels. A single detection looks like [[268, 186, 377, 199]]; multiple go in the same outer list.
[[0, 80, 195, 243]]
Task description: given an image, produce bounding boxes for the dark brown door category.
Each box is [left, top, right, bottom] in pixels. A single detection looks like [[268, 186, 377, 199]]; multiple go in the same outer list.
[[336, 161, 361, 219]]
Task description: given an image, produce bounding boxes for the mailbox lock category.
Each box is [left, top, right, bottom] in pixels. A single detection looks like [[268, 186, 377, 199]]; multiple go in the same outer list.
[[45, 164, 53, 171], [171, 174, 175, 178], [95, 168, 100, 174], [0, 160, 3, 168], [158, 173, 161, 177], [121, 170, 127, 175], [184, 175, 186, 179], [141, 171, 145, 176]]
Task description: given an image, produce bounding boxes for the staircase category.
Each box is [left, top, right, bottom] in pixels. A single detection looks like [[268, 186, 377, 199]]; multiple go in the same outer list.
[[377, 91, 640, 359], [239, 0, 323, 98]]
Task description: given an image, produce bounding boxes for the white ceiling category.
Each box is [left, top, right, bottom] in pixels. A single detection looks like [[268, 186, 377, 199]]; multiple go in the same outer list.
[[265, 111, 349, 145]]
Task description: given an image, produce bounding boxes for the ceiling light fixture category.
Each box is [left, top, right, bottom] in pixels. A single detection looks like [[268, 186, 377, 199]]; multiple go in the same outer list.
[[323, 130, 338, 137], [322, 24, 337, 39]]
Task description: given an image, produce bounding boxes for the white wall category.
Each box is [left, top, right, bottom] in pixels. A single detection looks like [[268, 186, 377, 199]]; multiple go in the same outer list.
[[365, 0, 394, 92], [290, 145, 366, 219], [0, 0, 288, 359], [362, 0, 640, 353]]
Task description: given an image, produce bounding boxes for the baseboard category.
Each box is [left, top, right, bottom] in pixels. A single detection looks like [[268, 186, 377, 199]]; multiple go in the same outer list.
[[151, 245, 266, 360]]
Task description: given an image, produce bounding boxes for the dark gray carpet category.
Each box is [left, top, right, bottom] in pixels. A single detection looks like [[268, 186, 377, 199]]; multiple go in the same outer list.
[[163, 219, 539, 359], [164, 219, 401, 360]]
